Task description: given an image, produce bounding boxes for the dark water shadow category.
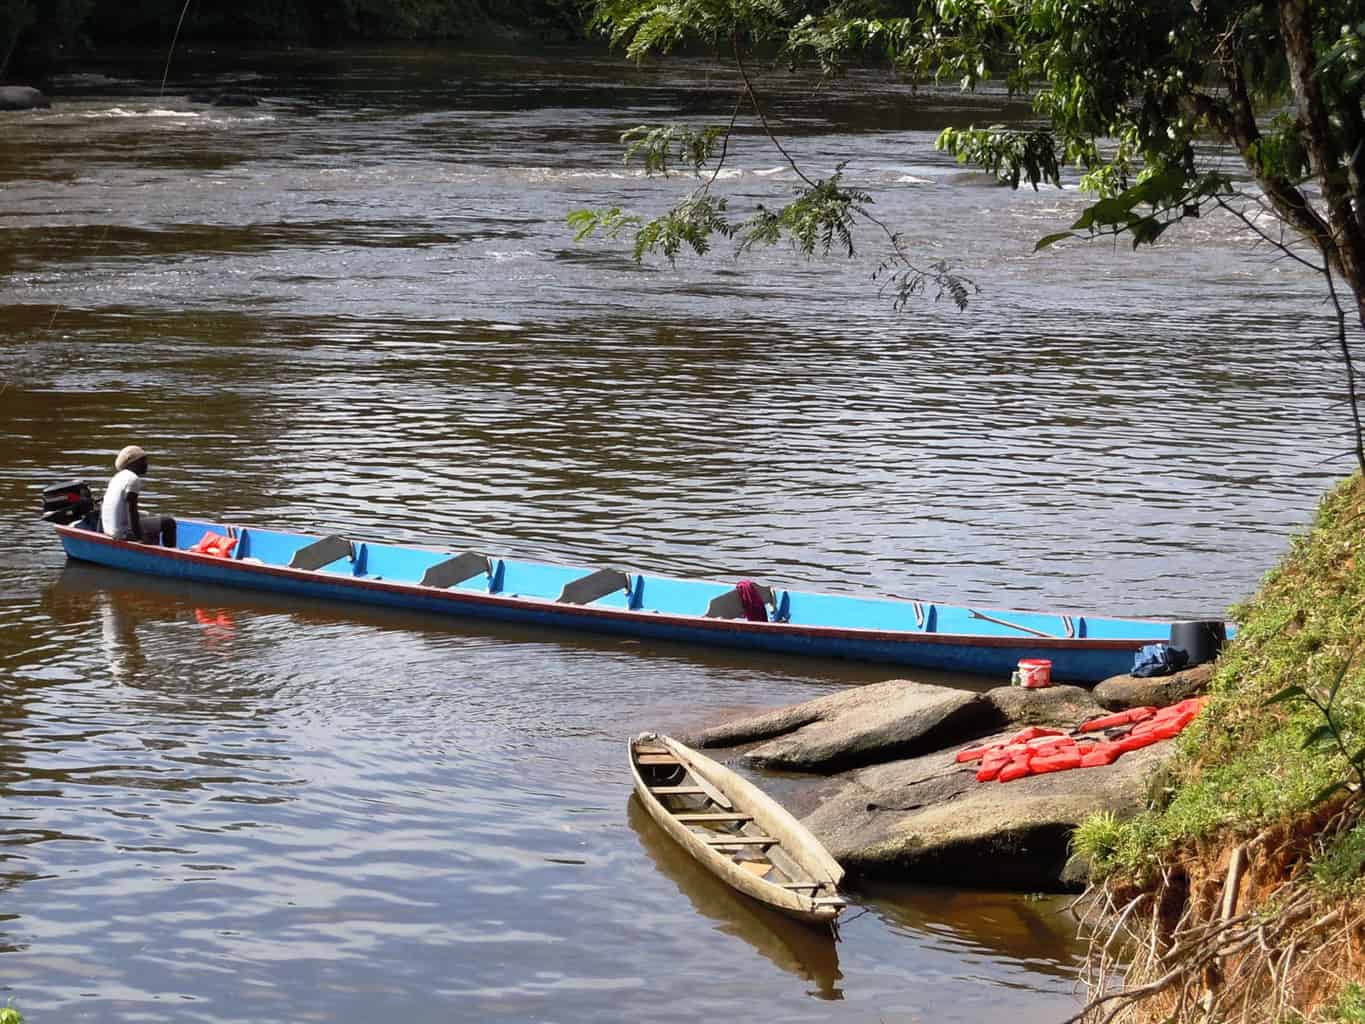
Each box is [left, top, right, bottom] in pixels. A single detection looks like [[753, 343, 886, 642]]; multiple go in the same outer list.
[[625, 794, 843, 1000], [854, 879, 1087, 979]]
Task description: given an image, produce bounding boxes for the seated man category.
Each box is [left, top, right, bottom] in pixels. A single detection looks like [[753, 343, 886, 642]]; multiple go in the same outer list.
[[101, 445, 176, 547]]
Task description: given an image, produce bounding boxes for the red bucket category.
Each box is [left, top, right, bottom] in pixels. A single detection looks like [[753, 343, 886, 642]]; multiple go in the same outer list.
[[1017, 658, 1053, 689]]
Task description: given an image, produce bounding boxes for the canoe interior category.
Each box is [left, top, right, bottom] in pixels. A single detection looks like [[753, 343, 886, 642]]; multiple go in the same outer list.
[[629, 735, 845, 927], [76, 517, 1169, 643]]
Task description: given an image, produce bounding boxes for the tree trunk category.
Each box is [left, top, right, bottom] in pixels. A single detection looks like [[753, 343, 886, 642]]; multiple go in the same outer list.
[[1281, 0, 1365, 293]]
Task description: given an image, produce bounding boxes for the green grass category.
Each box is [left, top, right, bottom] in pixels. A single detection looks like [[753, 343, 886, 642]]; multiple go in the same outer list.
[[0, 1006, 22, 1024], [1084, 473, 1365, 882], [1323, 982, 1365, 1023], [1071, 810, 1123, 865]]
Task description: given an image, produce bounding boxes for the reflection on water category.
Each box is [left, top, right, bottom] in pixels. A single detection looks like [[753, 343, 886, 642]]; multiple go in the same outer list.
[[0, 43, 1348, 1024], [860, 881, 1086, 981], [626, 795, 843, 1001]]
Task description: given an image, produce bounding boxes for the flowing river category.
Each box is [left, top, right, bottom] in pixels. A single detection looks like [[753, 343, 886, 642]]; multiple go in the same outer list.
[[0, 45, 1351, 1023]]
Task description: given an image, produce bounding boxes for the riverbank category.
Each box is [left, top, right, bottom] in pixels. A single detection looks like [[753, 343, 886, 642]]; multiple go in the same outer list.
[[1068, 471, 1365, 1022]]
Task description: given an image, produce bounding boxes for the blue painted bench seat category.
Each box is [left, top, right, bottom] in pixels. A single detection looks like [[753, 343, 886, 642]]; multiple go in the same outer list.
[[782, 591, 926, 631], [632, 576, 733, 617], [358, 543, 449, 583], [231, 527, 313, 566]]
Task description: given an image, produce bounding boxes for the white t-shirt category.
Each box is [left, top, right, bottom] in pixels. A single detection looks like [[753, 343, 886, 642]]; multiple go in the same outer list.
[[101, 469, 143, 538]]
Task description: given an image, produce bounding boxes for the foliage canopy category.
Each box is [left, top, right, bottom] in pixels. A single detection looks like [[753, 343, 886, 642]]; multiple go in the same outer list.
[[585, 0, 1365, 468]]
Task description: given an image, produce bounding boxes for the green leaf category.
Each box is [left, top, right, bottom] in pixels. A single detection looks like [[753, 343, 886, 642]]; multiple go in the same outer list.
[[630, 193, 733, 264], [1129, 218, 1170, 248], [1263, 685, 1308, 706], [1301, 723, 1337, 751], [1071, 195, 1133, 231], [1034, 231, 1076, 251], [621, 124, 726, 177], [1326, 648, 1358, 706], [566, 207, 642, 242], [737, 168, 870, 259], [1128, 167, 1189, 207]]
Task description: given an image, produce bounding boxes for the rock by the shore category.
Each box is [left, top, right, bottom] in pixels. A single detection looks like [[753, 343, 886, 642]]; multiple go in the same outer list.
[[1092, 663, 1214, 710], [0, 86, 51, 111], [687, 677, 1179, 892], [986, 682, 1106, 726], [687, 680, 999, 772], [798, 735, 1170, 891], [687, 680, 1106, 774]]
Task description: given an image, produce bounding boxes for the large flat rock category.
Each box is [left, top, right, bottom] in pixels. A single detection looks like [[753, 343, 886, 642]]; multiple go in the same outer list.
[[686, 679, 1105, 774], [799, 736, 1172, 891], [741, 681, 995, 772], [683, 678, 1172, 891]]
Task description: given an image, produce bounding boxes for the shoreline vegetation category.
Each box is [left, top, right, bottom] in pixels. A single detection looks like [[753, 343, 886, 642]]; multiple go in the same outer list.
[[1068, 472, 1365, 1022], [0, 1, 591, 80]]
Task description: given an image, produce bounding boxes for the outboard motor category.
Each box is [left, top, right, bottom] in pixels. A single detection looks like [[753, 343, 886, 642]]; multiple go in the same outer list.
[[41, 480, 95, 525]]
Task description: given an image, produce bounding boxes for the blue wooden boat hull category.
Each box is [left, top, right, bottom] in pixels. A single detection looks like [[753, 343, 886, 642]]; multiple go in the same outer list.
[[53, 519, 1178, 682]]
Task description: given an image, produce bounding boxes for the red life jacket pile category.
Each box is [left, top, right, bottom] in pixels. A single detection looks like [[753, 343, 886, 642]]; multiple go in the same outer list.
[[956, 696, 1209, 783], [191, 532, 238, 558]]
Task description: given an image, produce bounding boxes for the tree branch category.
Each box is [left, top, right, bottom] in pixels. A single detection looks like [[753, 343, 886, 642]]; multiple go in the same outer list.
[[731, 37, 818, 190]]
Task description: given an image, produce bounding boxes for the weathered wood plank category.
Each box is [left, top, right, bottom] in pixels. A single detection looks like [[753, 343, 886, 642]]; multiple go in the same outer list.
[[701, 835, 775, 847]]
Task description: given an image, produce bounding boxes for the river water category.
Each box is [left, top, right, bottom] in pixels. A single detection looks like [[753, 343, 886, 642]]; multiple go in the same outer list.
[[0, 45, 1351, 1023]]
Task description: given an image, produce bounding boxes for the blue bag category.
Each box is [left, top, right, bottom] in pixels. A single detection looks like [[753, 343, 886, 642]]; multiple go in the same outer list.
[[1131, 643, 1189, 678]]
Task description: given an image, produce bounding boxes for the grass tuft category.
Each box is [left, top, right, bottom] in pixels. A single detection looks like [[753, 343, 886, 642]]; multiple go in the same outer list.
[[1071, 810, 1123, 870]]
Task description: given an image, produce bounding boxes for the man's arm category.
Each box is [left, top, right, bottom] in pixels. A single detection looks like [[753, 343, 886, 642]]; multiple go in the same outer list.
[[127, 491, 142, 541]]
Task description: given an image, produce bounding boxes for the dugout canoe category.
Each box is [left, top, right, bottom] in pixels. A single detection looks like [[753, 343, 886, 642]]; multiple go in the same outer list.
[[629, 733, 845, 928], [50, 514, 1195, 681]]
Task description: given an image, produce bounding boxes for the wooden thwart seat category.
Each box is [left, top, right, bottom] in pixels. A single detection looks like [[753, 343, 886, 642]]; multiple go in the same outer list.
[[648, 785, 706, 795], [673, 812, 753, 823], [421, 551, 492, 589], [705, 583, 775, 620], [558, 568, 631, 605], [289, 535, 354, 571], [635, 753, 682, 766], [702, 835, 775, 846]]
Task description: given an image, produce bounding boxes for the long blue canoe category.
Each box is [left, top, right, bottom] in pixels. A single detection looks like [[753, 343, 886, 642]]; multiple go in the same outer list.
[[53, 517, 1184, 682]]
